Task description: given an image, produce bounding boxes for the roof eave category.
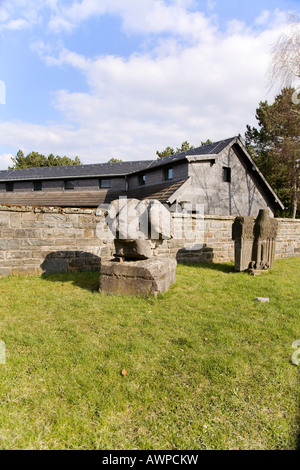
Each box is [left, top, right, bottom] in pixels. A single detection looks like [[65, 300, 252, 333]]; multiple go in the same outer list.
[[0, 173, 129, 182], [186, 154, 218, 163]]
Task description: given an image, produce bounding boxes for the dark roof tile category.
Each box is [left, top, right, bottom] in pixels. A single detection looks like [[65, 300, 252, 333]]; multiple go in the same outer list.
[[0, 160, 153, 181], [127, 179, 186, 202], [0, 181, 187, 208], [147, 137, 235, 169]]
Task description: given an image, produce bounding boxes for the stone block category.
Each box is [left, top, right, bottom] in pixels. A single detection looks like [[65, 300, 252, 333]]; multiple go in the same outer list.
[[0, 268, 11, 276], [99, 257, 177, 296], [0, 239, 20, 250], [11, 267, 38, 275], [21, 239, 55, 247], [44, 214, 67, 222], [6, 251, 32, 259], [0, 215, 10, 227]]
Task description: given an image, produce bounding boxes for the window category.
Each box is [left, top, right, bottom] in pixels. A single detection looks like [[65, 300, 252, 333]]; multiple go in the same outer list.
[[222, 167, 231, 183], [138, 174, 146, 185], [5, 182, 14, 192], [64, 180, 75, 190], [33, 181, 42, 191], [99, 179, 111, 189], [165, 168, 173, 181]]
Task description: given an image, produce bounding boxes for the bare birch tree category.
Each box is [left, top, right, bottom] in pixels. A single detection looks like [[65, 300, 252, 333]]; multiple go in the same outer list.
[[267, 15, 300, 92]]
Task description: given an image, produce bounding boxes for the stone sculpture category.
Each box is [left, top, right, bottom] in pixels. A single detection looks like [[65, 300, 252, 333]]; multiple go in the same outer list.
[[99, 198, 177, 296], [232, 209, 278, 274], [105, 198, 174, 261]]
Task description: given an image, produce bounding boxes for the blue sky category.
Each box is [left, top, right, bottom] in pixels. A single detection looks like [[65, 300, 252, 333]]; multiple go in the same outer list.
[[0, 0, 299, 169]]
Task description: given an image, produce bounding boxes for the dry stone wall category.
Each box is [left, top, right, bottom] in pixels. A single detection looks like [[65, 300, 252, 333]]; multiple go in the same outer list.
[[0, 205, 299, 276]]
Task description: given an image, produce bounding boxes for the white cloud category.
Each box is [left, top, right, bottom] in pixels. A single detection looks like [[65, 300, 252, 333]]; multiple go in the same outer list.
[[207, 0, 216, 12], [47, 0, 218, 41], [5, 18, 29, 30], [0, 3, 292, 169], [255, 10, 271, 25], [226, 19, 247, 35], [0, 0, 56, 31], [0, 153, 14, 169]]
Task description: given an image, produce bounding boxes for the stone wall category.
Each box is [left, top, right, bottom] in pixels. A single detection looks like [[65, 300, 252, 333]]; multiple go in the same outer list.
[[0, 205, 299, 276], [0, 205, 112, 277], [276, 218, 300, 259], [154, 214, 236, 264]]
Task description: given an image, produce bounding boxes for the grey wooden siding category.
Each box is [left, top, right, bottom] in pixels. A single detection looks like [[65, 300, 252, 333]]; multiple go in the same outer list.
[[127, 162, 189, 189], [176, 147, 274, 216], [0, 177, 126, 192]]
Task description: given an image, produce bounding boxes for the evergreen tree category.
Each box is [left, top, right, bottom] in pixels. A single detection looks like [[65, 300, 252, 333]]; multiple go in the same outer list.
[[245, 88, 299, 218], [156, 141, 194, 159], [9, 152, 82, 169]]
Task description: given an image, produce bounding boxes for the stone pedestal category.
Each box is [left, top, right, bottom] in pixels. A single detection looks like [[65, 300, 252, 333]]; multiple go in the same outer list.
[[99, 257, 177, 297]]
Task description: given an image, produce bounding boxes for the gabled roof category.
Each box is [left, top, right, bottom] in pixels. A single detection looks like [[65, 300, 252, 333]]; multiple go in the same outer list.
[[0, 160, 153, 182], [145, 137, 235, 170]]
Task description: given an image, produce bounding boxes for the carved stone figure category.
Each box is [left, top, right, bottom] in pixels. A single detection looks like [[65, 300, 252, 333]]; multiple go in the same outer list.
[[232, 209, 278, 274], [106, 198, 174, 262], [232, 215, 254, 272]]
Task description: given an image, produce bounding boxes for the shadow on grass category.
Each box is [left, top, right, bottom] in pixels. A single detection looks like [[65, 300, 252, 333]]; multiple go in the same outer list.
[[40, 261, 237, 294], [39, 251, 101, 292], [41, 271, 100, 293], [178, 261, 237, 274]]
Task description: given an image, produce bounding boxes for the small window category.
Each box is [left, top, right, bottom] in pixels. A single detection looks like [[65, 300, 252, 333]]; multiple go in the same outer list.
[[99, 179, 111, 189], [5, 182, 14, 192], [138, 174, 146, 185], [165, 168, 173, 181], [222, 167, 231, 183], [33, 181, 42, 191], [64, 180, 75, 190]]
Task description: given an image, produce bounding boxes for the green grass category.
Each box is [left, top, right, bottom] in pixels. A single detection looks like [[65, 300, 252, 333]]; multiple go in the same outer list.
[[0, 258, 299, 450]]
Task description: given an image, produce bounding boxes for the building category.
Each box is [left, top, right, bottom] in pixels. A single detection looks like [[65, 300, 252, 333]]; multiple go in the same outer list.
[[0, 136, 284, 216]]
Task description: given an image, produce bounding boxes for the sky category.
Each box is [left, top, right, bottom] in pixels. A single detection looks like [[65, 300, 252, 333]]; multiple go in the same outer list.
[[0, 0, 299, 169]]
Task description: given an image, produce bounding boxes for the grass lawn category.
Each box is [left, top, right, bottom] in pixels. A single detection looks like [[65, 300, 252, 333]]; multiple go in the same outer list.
[[0, 257, 299, 450]]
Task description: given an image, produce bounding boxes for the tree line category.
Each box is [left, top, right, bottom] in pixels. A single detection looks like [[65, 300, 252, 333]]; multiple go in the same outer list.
[[9, 150, 82, 169]]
